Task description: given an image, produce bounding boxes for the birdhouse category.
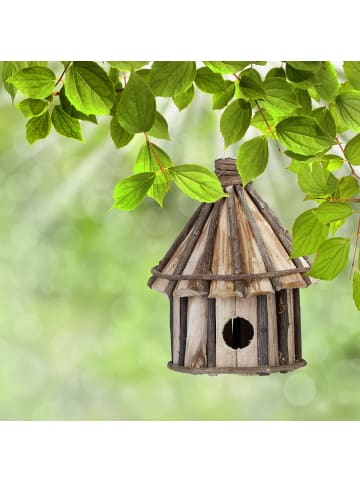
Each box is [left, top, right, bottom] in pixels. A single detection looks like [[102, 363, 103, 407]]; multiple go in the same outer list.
[[148, 158, 315, 375]]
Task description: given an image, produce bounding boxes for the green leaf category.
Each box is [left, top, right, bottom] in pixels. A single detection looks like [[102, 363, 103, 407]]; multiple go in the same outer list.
[[212, 81, 235, 110], [276, 116, 334, 155], [314, 202, 352, 225], [308, 237, 350, 280], [148, 112, 170, 140], [220, 99, 251, 148], [320, 154, 344, 172], [150, 61, 196, 97], [110, 118, 134, 148], [168, 164, 226, 202], [265, 67, 286, 80], [353, 271, 360, 310], [59, 88, 97, 124], [2, 61, 28, 100], [335, 91, 360, 132], [107, 61, 149, 71], [297, 162, 338, 198], [8, 66, 55, 99], [113, 172, 156, 210], [344, 134, 360, 165], [314, 62, 339, 102], [236, 135, 268, 186], [134, 143, 173, 206], [203, 61, 250, 74], [26, 111, 51, 145], [251, 109, 280, 137], [195, 67, 225, 93], [343, 62, 360, 91], [312, 107, 336, 139], [17, 98, 49, 118], [239, 71, 266, 100], [295, 88, 312, 115], [261, 78, 299, 117], [51, 105, 83, 141], [64, 61, 115, 115], [173, 84, 195, 111], [116, 72, 156, 133], [291, 209, 329, 257], [336, 176, 360, 199], [285, 63, 316, 89], [286, 61, 324, 72]]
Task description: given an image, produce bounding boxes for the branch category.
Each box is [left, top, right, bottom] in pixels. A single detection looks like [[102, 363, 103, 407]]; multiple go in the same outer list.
[[55, 62, 72, 88]]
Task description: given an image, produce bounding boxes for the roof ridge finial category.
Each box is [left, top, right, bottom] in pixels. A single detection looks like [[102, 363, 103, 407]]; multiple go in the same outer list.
[[214, 157, 242, 188]]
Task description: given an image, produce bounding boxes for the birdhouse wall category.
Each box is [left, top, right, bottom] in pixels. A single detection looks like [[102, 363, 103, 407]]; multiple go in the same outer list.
[[170, 288, 302, 373]]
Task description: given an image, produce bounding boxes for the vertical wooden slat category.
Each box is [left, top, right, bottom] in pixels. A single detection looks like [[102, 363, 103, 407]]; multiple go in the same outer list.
[[235, 297, 258, 367], [226, 186, 245, 297], [216, 297, 237, 367], [276, 290, 289, 365], [267, 295, 279, 366], [287, 289, 295, 364], [178, 297, 188, 366], [293, 288, 302, 361], [257, 295, 269, 366], [207, 298, 216, 367], [172, 297, 180, 365], [184, 296, 208, 368], [169, 295, 174, 361]]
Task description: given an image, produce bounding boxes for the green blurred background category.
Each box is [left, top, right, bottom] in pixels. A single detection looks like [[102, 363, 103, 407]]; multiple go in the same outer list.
[[0, 62, 359, 420]]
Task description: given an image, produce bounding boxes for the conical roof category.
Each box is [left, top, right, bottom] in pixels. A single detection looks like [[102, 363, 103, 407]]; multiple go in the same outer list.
[[149, 158, 315, 299]]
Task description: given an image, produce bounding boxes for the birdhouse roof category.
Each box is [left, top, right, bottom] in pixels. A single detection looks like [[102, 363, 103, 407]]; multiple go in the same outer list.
[[149, 158, 316, 299]]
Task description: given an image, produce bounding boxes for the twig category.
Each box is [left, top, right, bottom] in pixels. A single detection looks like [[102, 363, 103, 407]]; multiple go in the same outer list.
[[254, 100, 281, 152], [55, 62, 72, 88]]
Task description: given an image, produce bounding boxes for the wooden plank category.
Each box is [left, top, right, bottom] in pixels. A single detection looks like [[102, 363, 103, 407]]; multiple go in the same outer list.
[[172, 296, 180, 365], [207, 298, 216, 367], [226, 186, 245, 297], [209, 200, 236, 298], [184, 296, 208, 368], [257, 295, 269, 366], [165, 203, 213, 297], [215, 297, 237, 367], [169, 296, 174, 361], [267, 294, 279, 366], [287, 289, 295, 364], [276, 290, 289, 365], [293, 288, 302, 361], [174, 210, 213, 297], [235, 296, 258, 367], [233, 188, 274, 297], [178, 297, 188, 366], [244, 190, 307, 290], [148, 203, 205, 288]]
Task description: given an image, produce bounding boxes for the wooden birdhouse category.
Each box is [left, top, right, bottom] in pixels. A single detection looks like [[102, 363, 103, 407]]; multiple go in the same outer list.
[[148, 158, 315, 375]]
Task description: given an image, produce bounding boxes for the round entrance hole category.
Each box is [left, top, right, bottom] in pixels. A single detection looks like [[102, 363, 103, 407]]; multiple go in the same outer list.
[[223, 317, 254, 349]]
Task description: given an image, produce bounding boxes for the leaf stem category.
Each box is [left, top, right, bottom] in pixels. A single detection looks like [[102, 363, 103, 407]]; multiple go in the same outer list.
[[351, 216, 360, 278], [144, 133, 170, 185], [254, 100, 281, 152], [336, 136, 360, 181], [55, 62, 72, 88]]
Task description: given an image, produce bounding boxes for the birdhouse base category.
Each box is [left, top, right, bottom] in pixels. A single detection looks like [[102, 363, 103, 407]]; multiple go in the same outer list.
[[167, 359, 307, 376]]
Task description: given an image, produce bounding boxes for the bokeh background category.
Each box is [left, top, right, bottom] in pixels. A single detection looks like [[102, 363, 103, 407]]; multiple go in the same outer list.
[[0, 61, 359, 420]]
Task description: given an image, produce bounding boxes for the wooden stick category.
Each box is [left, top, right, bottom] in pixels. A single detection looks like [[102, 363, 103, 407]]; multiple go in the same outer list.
[[148, 203, 205, 288], [169, 295, 174, 362], [293, 288, 302, 361], [187, 202, 220, 294], [276, 290, 289, 365], [246, 183, 312, 287], [235, 185, 282, 292], [226, 187, 246, 297], [207, 298, 216, 367], [257, 295, 269, 366], [165, 203, 213, 297], [178, 297, 188, 366]]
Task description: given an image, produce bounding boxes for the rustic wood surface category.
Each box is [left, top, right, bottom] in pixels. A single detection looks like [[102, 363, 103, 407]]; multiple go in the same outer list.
[[168, 359, 307, 375], [172, 296, 180, 365], [257, 295, 269, 366], [226, 186, 245, 297], [215, 297, 237, 366], [207, 298, 216, 367], [287, 289, 295, 364], [184, 296, 208, 368], [235, 296, 258, 367], [293, 288, 302, 361], [276, 290, 289, 365], [178, 297, 188, 366], [267, 294, 279, 366]]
